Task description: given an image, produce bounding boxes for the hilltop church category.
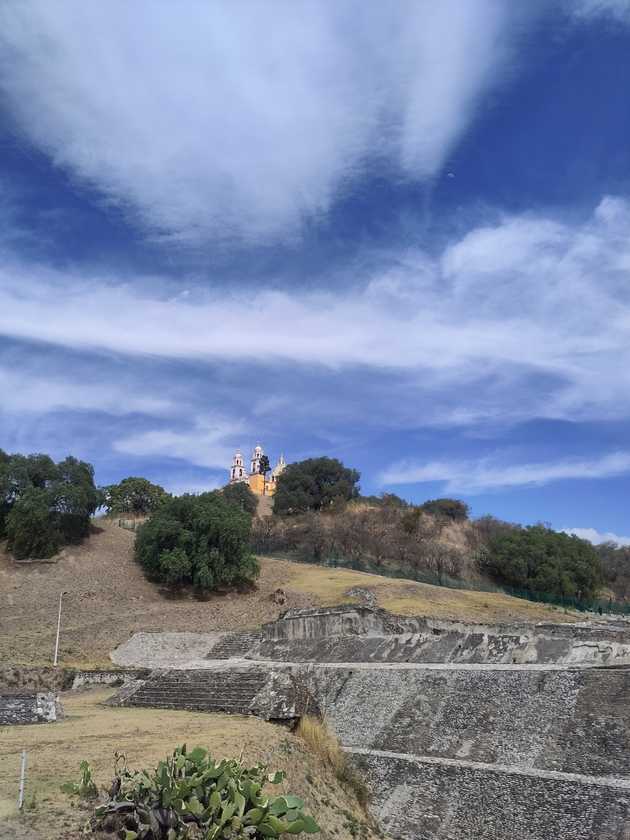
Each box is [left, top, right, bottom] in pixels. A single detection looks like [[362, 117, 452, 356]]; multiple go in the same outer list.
[[229, 444, 286, 496]]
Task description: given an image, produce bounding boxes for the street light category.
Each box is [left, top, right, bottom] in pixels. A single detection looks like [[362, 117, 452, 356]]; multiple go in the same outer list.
[[53, 590, 69, 667]]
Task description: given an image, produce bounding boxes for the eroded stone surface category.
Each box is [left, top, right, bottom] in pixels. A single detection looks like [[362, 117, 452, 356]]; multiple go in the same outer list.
[[0, 691, 62, 725]]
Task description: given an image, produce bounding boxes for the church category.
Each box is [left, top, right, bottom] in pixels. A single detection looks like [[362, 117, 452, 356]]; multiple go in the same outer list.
[[229, 444, 286, 496]]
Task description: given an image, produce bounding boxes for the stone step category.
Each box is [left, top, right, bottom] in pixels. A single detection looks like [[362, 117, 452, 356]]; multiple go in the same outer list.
[[209, 632, 261, 659], [125, 668, 268, 714]]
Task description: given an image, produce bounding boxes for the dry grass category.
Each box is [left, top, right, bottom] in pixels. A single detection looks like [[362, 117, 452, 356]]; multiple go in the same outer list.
[[0, 519, 579, 668], [0, 519, 316, 667], [296, 715, 369, 808], [0, 688, 382, 840], [272, 559, 577, 624]]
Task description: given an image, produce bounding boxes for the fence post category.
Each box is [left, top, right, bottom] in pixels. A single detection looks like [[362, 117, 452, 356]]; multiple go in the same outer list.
[[17, 750, 27, 809]]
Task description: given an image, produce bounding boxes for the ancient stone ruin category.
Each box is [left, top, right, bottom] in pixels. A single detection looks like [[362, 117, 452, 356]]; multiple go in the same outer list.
[[111, 605, 630, 840], [0, 691, 62, 725]]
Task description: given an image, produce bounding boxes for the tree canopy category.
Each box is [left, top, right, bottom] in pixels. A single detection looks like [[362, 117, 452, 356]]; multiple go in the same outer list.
[[480, 524, 603, 600], [102, 476, 168, 516], [419, 498, 470, 522], [272, 457, 360, 515], [0, 451, 100, 559], [222, 481, 258, 516], [134, 491, 259, 593]]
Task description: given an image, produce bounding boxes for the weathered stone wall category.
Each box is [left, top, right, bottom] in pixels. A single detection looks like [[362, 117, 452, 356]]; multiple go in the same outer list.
[[350, 750, 630, 840], [0, 691, 62, 725], [0, 666, 145, 692], [302, 663, 630, 778], [256, 606, 630, 666]]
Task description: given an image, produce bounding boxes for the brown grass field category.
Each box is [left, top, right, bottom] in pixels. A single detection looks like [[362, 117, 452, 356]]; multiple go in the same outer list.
[[0, 687, 379, 840], [0, 518, 576, 668]]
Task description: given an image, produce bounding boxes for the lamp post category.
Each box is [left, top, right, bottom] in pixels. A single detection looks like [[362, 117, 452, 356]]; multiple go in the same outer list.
[[53, 591, 68, 667]]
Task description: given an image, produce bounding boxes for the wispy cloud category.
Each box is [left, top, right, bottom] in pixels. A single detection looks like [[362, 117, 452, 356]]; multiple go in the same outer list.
[[0, 1, 526, 243], [380, 451, 630, 493], [2, 196, 630, 428], [113, 416, 244, 469], [562, 527, 630, 547], [0, 365, 173, 417], [570, 0, 630, 23]]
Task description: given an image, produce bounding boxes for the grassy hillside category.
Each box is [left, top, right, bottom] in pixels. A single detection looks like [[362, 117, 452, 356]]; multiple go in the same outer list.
[[0, 518, 578, 668], [0, 688, 378, 840]]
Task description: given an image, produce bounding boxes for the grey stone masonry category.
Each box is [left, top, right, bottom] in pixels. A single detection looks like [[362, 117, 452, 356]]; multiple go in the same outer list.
[[350, 749, 630, 840], [0, 691, 62, 725], [302, 663, 630, 777], [255, 606, 630, 666]]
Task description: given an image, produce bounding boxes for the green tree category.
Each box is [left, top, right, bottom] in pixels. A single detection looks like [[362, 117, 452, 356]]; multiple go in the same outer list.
[[420, 498, 470, 522], [53, 456, 101, 542], [480, 525, 603, 600], [135, 492, 259, 593], [6, 486, 61, 560], [0, 450, 99, 557], [222, 481, 258, 515], [101, 476, 168, 516], [258, 454, 271, 494], [273, 457, 360, 515]]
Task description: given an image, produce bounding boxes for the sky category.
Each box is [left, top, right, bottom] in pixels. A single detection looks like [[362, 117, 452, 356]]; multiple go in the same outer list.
[[1, 1, 630, 543]]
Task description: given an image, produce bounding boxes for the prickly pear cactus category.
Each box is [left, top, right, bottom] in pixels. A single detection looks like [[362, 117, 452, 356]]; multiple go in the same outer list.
[[90, 745, 320, 838]]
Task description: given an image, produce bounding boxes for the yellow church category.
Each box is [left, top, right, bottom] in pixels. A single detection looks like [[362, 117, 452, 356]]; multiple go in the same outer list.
[[229, 444, 286, 496]]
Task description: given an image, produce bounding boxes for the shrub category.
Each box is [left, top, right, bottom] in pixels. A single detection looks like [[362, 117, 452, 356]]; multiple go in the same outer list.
[[102, 476, 168, 516], [1, 451, 99, 558], [419, 498, 470, 522], [222, 481, 259, 516], [273, 458, 360, 515], [480, 525, 603, 600], [6, 487, 61, 560], [135, 492, 259, 593], [89, 745, 320, 838]]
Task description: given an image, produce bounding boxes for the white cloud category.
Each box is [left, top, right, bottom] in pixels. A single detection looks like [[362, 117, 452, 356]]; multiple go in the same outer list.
[[380, 451, 630, 493], [114, 417, 244, 469], [570, 0, 630, 23], [2, 195, 630, 427], [0, 365, 173, 417], [562, 527, 630, 547], [0, 1, 521, 242]]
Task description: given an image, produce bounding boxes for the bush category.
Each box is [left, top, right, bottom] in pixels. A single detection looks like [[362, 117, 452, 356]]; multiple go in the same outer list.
[[222, 481, 259, 516], [6, 487, 61, 560], [596, 541, 630, 600], [89, 745, 320, 838], [480, 525, 603, 600], [2, 452, 99, 559], [420, 498, 470, 521], [135, 492, 259, 593], [273, 457, 360, 515], [101, 476, 168, 516]]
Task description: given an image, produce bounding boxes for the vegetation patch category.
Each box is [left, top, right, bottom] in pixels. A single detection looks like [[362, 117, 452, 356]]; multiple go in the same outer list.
[[135, 492, 259, 595], [102, 478, 168, 517], [0, 449, 100, 560], [88, 744, 319, 838], [273, 458, 360, 516]]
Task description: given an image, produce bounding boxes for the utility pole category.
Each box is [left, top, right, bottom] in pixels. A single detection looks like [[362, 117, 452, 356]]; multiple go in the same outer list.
[[17, 750, 27, 809], [53, 591, 68, 667]]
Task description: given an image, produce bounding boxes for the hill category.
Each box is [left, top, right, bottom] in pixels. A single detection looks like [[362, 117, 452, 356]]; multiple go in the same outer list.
[[0, 518, 578, 668]]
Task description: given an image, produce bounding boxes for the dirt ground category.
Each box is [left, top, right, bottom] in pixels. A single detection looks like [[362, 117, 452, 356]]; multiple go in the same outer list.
[[0, 687, 380, 840], [0, 518, 576, 667], [0, 520, 316, 667]]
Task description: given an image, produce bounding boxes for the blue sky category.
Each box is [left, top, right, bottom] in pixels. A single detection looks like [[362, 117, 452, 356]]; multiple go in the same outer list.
[[1, 1, 630, 543]]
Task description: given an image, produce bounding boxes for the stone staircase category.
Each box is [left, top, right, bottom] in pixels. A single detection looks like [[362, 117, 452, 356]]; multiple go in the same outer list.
[[209, 632, 261, 659], [123, 668, 267, 714]]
